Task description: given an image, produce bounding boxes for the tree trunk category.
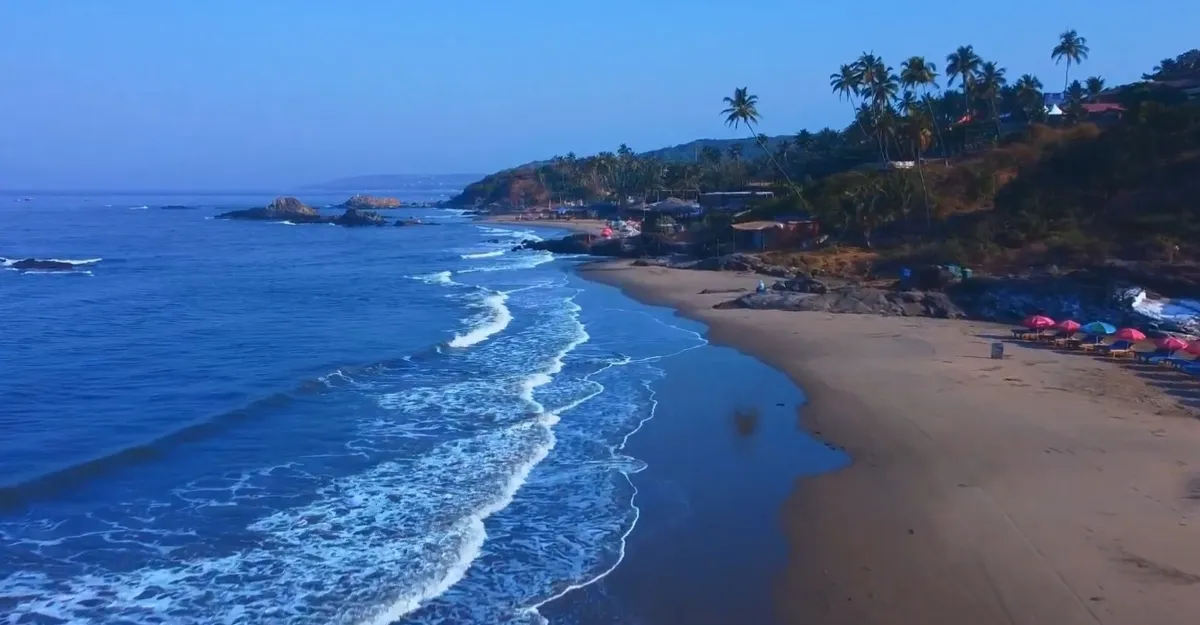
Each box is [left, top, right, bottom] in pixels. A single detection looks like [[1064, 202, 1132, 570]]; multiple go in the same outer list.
[[924, 91, 949, 158], [748, 122, 811, 210], [991, 96, 1002, 142], [915, 145, 932, 229], [1064, 60, 1071, 93]]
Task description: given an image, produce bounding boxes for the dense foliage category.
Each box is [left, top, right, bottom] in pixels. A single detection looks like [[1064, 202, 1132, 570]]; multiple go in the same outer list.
[[453, 42, 1200, 272]]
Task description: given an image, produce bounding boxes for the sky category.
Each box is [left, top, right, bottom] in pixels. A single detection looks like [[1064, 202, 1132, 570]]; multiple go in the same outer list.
[[1, 0, 1196, 190]]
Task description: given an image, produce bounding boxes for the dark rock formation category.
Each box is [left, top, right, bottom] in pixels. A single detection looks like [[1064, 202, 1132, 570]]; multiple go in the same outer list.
[[159, 205, 196, 210], [771, 275, 829, 295], [7, 258, 82, 271], [688, 253, 800, 278], [216, 197, 324, 222], [718, 286, 964, 319], [516, 234, 642, 257], [341, 195, 402, 210], [331, 208, 388, 227], [394, 219, 437, 227]]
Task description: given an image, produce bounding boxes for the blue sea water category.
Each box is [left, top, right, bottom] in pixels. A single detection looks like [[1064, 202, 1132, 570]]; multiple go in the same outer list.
[[0, 187, 698, 624], [0, 187, 847, 624]]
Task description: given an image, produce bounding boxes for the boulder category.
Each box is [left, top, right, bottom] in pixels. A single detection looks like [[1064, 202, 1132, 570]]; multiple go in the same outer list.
[[9, 258, 80, 271], [216, 197, 324, 222], [771, 275, 828, 295], [331, 208, 388, 227], [717, 285, 966, 319], [341, 195, 402, 210]]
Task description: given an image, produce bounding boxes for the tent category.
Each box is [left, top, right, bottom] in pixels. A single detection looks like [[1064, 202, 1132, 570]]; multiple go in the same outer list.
[[1045, 103, 1064, 116]]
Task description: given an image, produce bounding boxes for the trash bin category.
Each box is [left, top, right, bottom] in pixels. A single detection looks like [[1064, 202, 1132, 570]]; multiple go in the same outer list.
[[991, 342, 1004, 359]]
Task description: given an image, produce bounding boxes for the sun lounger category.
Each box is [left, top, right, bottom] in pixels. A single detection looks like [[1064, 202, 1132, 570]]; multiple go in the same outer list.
[[1011, 328, 1038, 340], [1098, 340, 1134, 357], [1135, 348, 1172, 364]]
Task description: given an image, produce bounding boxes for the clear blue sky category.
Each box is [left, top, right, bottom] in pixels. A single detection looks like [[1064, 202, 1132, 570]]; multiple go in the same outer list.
[[1, 0, 1195, 190]]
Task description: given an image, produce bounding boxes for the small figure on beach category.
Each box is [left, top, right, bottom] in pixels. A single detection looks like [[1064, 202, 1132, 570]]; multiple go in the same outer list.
[[757, 279, 767, 293]]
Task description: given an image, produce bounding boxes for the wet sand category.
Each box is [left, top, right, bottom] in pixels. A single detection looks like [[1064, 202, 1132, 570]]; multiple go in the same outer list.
[[580, 260, 1200, 625]]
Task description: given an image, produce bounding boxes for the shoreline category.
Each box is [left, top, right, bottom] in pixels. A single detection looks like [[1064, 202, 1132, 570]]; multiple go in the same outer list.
[[578, 259, 1200, 625], [478, 216, 609, 236]]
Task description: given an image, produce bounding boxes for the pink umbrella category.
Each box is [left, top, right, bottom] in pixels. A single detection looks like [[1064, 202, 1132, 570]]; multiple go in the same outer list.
[[1185, 341, 1200, 355], [1057, 319, 1081, 333], [1114, 328, 1147, 341], [1023, 315, 1056, 330], [1157, 336, 1189, 352]]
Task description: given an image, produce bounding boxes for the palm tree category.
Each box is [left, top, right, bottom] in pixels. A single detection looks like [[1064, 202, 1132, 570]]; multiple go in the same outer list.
[[830, 63, 873, 151], [853, 52, 898, 160], [1015, 74, 1045, 122], [727, 143, 743, 162], [1085, 76, 1105, 98], [720, 87, 806, 204], [946, 45, 982, 119], [977, 61, 1008, 139], [900, 56, 947, 157], [1051, 29, 1090, 92], [1064, 80, 1087, 124]]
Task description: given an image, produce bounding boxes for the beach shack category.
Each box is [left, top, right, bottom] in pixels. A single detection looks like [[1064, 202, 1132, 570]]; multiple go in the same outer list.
[[731, 213, 820, 251], [699, 191, 774, 212]]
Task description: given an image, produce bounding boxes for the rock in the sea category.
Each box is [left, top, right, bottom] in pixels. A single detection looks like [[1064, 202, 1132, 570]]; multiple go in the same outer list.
[[9, 258, 80, 271], [216, 197, 325, 222], [159, 204, 195, 210], [341, 194, 402, 210], [331, 208, 388, 227]]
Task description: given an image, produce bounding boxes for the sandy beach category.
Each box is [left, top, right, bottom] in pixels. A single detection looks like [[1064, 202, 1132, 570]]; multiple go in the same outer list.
[[581, 260, 1200, 625]]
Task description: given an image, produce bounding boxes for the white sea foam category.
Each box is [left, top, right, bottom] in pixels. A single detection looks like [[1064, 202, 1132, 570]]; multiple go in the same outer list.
[[460, 250, 505, 260], [448, 292, 512, 348], [411, 270, 454, 286], [361, 297, 592, 623], [44, 258, 102, 265], [277, 220, 298, 226], [129, 205, 149, 210], [457, 251, 554, 275]]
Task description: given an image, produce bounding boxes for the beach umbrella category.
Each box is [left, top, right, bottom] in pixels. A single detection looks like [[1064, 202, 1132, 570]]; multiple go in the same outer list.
[[1023, 315, 1056, 330], [1080, 321, 1116, 335], [1114, 328, 1147, 342], [1185, 341, 1200, 355], [1156, 336, 1189, 353], [1056, 319, 1081, 333]]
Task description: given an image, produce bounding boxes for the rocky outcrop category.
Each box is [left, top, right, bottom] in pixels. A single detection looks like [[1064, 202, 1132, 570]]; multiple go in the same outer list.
[[771, 275, 829, 295], [515, 234, 642, 257], [6, 258, 81, 271], [216, 197, 324, 223], [159, 205, 196, 210], [719, 285, 964, 318], [341, 195, 402, 210], [331, 208, 388, 227], [685, 253, 802, 278]]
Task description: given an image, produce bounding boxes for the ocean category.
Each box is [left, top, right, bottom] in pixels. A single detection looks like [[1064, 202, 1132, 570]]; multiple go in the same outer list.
[[0, 185, 846, 624]]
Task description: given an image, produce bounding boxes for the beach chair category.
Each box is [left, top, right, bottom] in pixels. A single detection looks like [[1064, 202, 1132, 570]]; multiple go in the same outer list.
[[1011, 327, 1038, 340], [1048, 330, 1076, 346], [1098, 340, 1135, 358], [1135, 347, 1172, 365]]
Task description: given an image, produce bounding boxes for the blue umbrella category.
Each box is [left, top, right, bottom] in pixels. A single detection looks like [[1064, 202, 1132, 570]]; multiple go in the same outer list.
[[1081, 321, 1116, 335], [1080, 321, 1116, 344]]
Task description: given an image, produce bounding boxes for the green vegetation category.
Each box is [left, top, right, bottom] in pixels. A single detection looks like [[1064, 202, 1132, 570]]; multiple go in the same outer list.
[[454, 39, 1200, 275]]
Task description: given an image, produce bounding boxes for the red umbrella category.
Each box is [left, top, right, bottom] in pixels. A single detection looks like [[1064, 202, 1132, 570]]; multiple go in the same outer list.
[[1023, 315, 1056, 330], [1157, 336, 1189, 352], [1114, 328, 1147, 341], [1185, 341, 1200, 355], [1056, 319, 1081, 333]]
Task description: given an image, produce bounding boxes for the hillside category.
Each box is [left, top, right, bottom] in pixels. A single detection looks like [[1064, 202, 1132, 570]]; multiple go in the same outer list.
[[749, 100, 1200, 279], [640, 135, 793, 162]]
